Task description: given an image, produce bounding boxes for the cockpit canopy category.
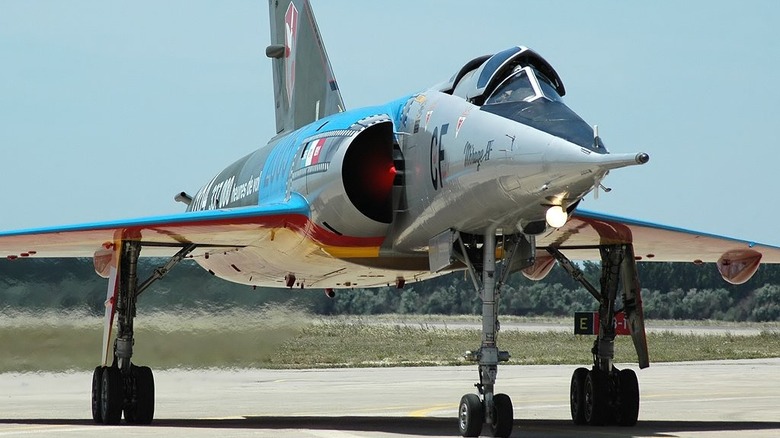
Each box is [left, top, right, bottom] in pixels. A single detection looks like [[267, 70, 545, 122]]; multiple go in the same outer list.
[[441, 46, 606, 153], [441, 46, 565, 105], [484, 65, 563, 105]]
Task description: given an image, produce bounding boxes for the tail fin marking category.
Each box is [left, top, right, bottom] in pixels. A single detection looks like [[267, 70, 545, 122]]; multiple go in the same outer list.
[[267, 0, 345, 135]]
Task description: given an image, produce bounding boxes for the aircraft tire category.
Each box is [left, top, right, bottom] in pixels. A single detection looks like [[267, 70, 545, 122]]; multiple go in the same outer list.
[[100, 366, 123, 425], [615, 368, 639, 426], [91, 366, 104, 423], [458, 393, 483, 437], [570, 367, 589, 425], [490, 393, 513, 438], [584, 370, 607, 426], [124, 365, 155, 425]]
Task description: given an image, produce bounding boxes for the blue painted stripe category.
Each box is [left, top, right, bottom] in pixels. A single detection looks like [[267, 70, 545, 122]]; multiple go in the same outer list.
[[0, 193, 310, 237], [299, 96, 412, 135]]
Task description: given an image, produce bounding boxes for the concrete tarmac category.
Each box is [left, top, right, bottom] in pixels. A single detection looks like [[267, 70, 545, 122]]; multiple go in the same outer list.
[[0, 359, 778, 437]]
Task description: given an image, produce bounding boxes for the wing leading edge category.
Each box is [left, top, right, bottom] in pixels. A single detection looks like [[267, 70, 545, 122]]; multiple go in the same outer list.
[[0, 195, 311, 259], [3, 197, 780, 283], [538, 209, 780, 284]]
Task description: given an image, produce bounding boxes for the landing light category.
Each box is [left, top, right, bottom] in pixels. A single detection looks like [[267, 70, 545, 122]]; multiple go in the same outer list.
[[545, 206, 568, 228]]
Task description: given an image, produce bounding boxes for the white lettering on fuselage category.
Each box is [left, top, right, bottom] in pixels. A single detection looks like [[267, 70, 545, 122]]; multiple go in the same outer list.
[[208, 176, 235, 210], [190, 174, 262, 212], [231, 175, 261, 203]]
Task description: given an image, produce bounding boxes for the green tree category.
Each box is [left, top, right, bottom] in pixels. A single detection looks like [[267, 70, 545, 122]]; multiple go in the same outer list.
[[749, 284, 780, 321]]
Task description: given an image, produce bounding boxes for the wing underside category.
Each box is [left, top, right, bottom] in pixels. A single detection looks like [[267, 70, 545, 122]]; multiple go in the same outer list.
[[1, 200, 779, 287], [539, 209, 780, 263], [0, 198, 310, 259]]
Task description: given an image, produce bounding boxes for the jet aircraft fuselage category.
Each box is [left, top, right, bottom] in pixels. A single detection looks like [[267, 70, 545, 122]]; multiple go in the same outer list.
[[183, 46, 646, 289]]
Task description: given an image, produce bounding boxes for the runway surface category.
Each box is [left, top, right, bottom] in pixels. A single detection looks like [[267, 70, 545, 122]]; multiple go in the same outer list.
[[0, 359, 778, 437]]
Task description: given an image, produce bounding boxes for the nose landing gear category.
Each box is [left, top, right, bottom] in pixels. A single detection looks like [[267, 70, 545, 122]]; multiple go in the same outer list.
[[454, 231, 535, 437]]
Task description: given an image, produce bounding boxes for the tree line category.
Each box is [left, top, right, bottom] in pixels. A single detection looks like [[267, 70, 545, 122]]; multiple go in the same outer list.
[[0, 258, 779, 321]]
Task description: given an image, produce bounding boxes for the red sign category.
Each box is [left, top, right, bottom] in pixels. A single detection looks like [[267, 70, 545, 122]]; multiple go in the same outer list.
[[574, 311, 631, 336]]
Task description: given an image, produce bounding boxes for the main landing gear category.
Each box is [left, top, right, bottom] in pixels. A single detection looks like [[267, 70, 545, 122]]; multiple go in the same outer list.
[[549, 244, 649, 427], [455, 230, 535, 438], [91, 240, 195, 425]]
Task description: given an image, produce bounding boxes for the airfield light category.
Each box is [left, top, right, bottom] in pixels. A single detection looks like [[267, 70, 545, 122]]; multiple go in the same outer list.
[[545, 205, 568, 228]]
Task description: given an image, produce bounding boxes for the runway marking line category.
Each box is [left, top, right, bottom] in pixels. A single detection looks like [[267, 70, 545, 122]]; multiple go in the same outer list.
[[409, 404, 455, 417], [0, 425, 79, 433], [220, 403, 458, 419], [642, 391, 779, 401], [0, 426, 113, 436], [309, 430, 373, 438]]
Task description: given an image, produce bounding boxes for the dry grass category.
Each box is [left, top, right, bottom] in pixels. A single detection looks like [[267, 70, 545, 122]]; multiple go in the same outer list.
[[0, 310, 778, 372]]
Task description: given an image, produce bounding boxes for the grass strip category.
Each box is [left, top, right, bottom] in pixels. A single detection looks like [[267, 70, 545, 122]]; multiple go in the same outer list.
[[1, 311, 778, 372]]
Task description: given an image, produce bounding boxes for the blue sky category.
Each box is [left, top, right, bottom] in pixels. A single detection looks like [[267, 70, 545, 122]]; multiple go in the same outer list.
[[1, 1, 778, 246]]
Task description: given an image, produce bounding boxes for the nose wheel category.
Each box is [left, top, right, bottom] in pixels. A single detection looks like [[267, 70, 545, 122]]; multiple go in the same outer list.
[[458, 394, 483, 437], [458, 393, 513, 438], [490, 393, 514, 437]]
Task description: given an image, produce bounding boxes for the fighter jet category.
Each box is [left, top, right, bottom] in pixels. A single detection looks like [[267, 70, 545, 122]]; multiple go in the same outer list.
[[1, 0, 779, 436]]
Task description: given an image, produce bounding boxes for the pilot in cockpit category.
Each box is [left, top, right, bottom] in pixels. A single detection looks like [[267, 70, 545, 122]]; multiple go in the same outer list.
[[486, 65, 536, 105]]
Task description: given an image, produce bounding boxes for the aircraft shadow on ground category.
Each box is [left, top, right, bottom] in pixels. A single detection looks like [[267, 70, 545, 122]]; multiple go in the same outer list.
[[1, 417, 779, 437]]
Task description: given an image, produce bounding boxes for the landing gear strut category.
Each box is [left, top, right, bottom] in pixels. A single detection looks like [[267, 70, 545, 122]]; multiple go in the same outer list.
[[549, 244, 648, 427], [91, 240, 195, 425], [456, 231, 533, 438]]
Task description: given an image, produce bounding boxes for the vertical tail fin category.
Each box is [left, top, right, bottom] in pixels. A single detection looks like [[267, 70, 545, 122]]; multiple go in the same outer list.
[[266, 0, 345, 135]]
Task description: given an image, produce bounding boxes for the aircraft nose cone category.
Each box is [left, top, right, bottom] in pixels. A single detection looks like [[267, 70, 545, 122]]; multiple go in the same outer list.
[[586, 151, 650, 171]]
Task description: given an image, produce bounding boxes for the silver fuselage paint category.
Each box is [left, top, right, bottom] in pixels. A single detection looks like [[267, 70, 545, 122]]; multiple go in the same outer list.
[[389, 90, 604, 252], [185, 85, 641, 288]]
